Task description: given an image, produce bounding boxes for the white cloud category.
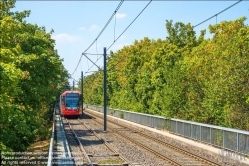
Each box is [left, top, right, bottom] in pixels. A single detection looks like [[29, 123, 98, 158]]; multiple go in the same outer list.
[[116, 13, 127, 19], [90, 24, 99, 31], [78, 27, 86, 31], [52, 33, 81, 43]]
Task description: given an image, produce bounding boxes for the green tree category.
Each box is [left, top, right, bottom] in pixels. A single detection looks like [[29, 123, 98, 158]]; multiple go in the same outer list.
[[0, 0, 69, 151], [183, 17, 249, 129], [82, 17, 249, 131]]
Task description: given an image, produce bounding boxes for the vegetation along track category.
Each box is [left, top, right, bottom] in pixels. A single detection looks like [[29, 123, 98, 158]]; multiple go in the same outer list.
[[65, 118, 130, 166], [84, 109, 221, 166]]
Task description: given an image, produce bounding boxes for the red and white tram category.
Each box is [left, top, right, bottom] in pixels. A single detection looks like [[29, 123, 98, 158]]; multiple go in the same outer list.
[[60, 90, 82, 117]]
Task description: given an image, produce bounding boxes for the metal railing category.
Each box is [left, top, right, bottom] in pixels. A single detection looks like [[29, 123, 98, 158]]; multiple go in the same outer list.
[[84, 104, 249, 156], [47, 108, 55, 166]]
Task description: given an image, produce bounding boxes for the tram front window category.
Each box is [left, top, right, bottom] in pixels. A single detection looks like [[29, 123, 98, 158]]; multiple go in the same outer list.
[[65, 94, 79, 107]]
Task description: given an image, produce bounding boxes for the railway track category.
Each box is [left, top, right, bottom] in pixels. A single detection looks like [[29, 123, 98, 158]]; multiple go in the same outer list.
[[65, 117, 130, 166], [83, 113, 183, 166], [84, 109, 221, 166], [64, 118, 92, 165]]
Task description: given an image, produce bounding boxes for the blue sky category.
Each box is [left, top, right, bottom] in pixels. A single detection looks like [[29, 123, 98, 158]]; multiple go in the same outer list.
[[13, 1, 249, 86]]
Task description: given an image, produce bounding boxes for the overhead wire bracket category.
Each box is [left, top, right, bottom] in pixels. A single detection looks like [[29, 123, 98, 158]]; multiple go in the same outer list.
[[83, 53, 101, 70]]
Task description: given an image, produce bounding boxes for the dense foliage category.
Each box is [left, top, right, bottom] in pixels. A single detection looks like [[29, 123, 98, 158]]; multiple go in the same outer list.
[[0, 0, 69, 151], [81, 17, 249, 131]]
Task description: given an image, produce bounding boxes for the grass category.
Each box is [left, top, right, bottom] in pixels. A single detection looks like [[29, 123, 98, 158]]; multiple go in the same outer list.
[[17, 138, 51, 166], [19, 125, 52, 166], [53, 140, 57, 146], [110, 109, 116, 115], [98, 159, 121, 164], [119, 112, 124, 119]]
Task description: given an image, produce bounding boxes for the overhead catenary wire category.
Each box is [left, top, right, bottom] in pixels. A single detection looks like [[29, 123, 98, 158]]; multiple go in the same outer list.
[[107, 0, 152, 51], [83, 53, 101, 70], [194, 0, 242, 28], [84, 53, 108, 56], [114, 10, 117, 42], [82, 0, 241, 78], [71, 0, 124, 76], [82, 52, 109, 73], [82, 0, 245, 106], [85, 0, 152, 75], [85, 55, 103, 74], [69, 76, 79, 84], [84, 0, 152, 84], [110, 0, 242, 72], [80, 59, 83, 71]]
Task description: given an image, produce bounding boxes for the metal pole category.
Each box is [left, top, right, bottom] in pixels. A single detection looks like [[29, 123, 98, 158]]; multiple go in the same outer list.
[[81, 71, 84, 116], [73, 81, 75, 91], [104, 47, 107, 131]]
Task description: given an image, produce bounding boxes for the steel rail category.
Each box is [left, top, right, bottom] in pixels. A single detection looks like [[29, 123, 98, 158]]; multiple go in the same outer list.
[[65, 118, 93, 166], [78, 118, 133, 166], [83, 113, 183, 166], [136, 129, 220, 166], [86, 110, 222, 166], [89, 112, 221, 166]]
